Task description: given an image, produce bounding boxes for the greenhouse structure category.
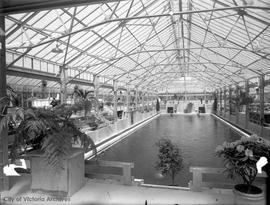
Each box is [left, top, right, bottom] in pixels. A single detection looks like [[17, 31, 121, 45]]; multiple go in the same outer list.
[[0, 0, 270, 204]]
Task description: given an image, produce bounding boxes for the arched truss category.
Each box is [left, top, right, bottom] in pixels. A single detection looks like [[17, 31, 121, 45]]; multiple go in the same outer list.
[[3, 0, 270, 93]]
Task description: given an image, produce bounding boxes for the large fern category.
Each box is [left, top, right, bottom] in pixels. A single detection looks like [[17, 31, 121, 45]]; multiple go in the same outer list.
[[7, 105, 97, 169], [1, 86, 97, 169]]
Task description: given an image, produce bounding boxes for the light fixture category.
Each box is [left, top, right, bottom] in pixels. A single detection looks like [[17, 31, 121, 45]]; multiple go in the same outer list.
[[51, 41, 63, 53]]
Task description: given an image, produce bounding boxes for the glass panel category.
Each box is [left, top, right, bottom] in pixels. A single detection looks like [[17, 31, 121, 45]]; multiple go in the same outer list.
[[24, 57, 32, 69], [33, 59, 41, 70], [40, 61, 48, 72]]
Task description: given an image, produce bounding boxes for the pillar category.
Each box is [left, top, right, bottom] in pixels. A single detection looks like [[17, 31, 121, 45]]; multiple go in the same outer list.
[[147, 91, 150, 111], [223, 87, 227, 117], [135, 86, 138, 110], [259, 75, 265, 127], [204, 89, 207, 104], [245, 80, 250, 129], [113, 80, 118, 122], [126, 85, 130, 120], [142, 91, 145, 112], [93, 75, 100, 113], [219, 88, 222, 115], [235, 84, 240, 124], [93, 75, 99, 99], [0, 14, 9, 191], [60, 66, 68, 104], [126, 86, 130, 113], [229, 86, 232, 120]]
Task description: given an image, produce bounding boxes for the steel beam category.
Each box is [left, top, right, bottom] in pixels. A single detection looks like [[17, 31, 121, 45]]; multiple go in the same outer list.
[[0, 0, 126, 15], [6, 65, 115, 89]]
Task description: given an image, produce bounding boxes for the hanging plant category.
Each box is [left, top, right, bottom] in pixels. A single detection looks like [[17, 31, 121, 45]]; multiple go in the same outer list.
[[41, 80, 47, 88]]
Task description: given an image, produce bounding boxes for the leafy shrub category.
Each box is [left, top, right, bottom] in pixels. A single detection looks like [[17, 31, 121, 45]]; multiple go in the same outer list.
[[155, 138, 184, 185]]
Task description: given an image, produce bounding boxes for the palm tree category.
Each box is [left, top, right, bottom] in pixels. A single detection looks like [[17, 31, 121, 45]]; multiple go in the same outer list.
[[73, 87, 99, 117]]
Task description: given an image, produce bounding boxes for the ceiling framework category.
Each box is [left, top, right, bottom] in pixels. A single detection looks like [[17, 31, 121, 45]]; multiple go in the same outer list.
[[3, 0, 270, 93]]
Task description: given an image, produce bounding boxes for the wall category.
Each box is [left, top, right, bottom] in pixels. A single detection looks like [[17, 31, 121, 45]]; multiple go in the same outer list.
[[83, 110, 157, 146]]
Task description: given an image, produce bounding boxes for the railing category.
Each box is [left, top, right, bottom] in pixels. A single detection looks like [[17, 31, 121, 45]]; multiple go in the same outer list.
[[85, 160, 134, 185], [189, 166, 267, 191]]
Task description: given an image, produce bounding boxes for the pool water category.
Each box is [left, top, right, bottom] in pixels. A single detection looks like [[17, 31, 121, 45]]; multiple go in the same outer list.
[[99, 114, 242, 187]]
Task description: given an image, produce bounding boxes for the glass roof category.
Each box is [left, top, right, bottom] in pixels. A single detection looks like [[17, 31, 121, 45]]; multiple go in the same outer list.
[[4, 0, 270, 93]]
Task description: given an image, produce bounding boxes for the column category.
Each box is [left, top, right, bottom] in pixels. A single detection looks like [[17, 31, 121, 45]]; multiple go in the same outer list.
[[93, 75, 99, 99], [0, 14, 9, 191], [135, 86, 138, 110], [259, 75, 265, 127], [147, 91, 150, 111], [223, 87, 227, 117], [215, 90, 219, 113], [60, 66, 68, 104], [126, 85, 130, 120], [204, 89, 207, 103], [93, 75, 100, 113], [229, 86, 232, 120], [113, 80, 118, 122], [245, 80, 250, 129], [219, 88, 222, 115], [235, 84, 240, 124], [142, 91, 145, 112]]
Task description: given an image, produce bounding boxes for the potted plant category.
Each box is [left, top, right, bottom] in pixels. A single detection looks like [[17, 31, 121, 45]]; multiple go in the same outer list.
[[155, 138, 184, 186], [215, 134, 270, 203], [73, 87, 99, 117], [0, 102, 97, 196]]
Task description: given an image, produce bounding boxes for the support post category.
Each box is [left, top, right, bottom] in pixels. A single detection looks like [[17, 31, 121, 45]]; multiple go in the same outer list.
[[147, 91, 149, 111], [0, 14, 9, 191], [126, 85, 130, 120], [245, 80, 250, 129], [235, 84, 240, 124], [113, 80, 118, 122], [60, 66, 68, 104], [142, 91, 145, 112], [216, 90, 219, 114], [219, 88, 223, 114], [259, 75, 265, 135], [223, 87, 227, 117], [204, 89, 207, 104], [94, 75, 99, 99], [135, 87, 138, 110], [229, 86, 232, 121], [94, 75, 100, 114]]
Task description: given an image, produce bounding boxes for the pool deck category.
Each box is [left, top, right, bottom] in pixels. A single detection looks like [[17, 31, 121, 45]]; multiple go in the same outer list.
[[1, 176, 236, 205]]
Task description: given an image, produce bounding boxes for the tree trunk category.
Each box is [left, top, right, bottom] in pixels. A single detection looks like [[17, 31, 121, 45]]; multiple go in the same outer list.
[[171, 171, 175, 186]]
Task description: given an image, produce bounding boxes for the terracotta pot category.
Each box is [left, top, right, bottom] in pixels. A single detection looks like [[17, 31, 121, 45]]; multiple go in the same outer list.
[[233, 184, 265, 205]]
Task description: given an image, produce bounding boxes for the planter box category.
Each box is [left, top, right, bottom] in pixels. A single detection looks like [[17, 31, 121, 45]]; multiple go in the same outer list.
[[30, 148, 85, 196]]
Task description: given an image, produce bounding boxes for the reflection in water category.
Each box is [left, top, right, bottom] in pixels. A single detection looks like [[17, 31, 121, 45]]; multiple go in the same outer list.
[[100, 115, 242, 187]]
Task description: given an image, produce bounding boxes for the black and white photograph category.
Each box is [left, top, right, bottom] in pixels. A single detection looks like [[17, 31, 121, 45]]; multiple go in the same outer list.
[[0, 0, 270, 204]]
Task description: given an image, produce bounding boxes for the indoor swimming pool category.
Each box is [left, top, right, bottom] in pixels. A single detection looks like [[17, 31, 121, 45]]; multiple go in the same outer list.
[[99, 114, 243, 187]]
